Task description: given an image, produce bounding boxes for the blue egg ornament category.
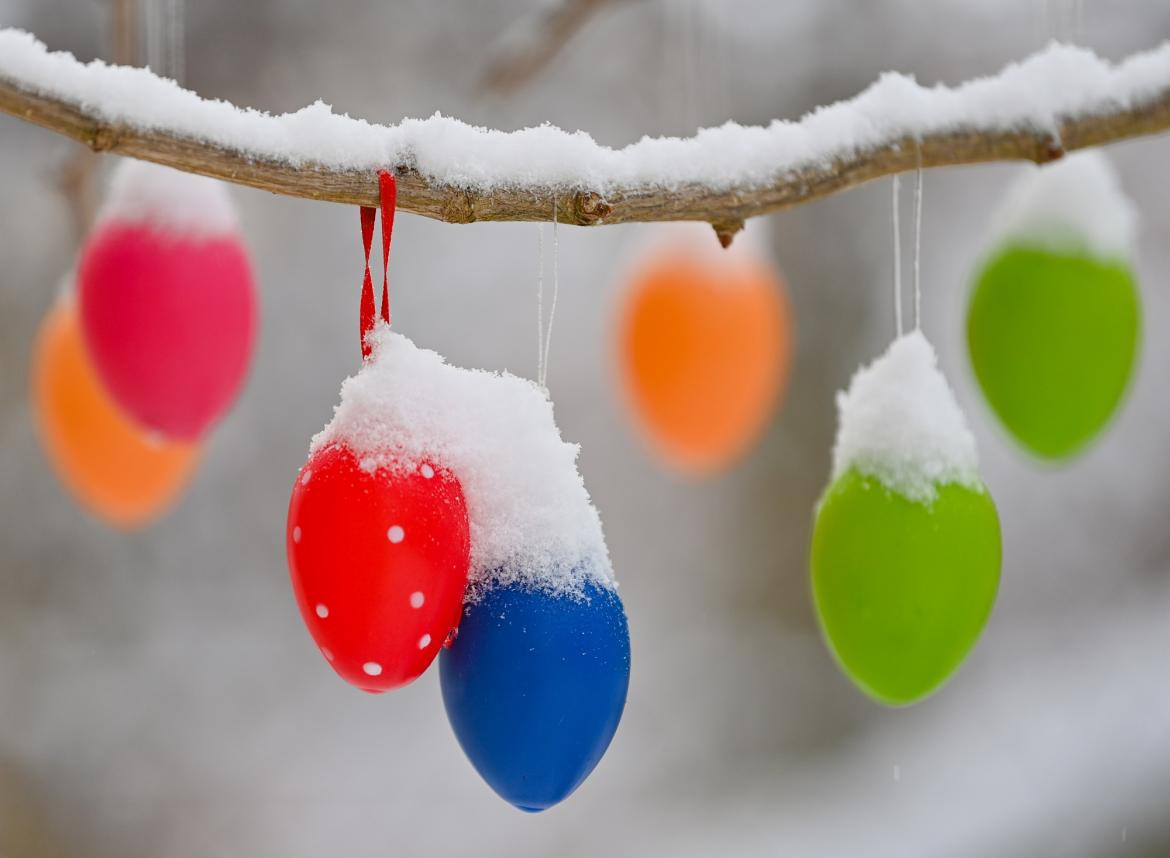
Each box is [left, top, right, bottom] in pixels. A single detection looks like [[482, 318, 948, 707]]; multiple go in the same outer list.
[[440, 577, 631, 812]]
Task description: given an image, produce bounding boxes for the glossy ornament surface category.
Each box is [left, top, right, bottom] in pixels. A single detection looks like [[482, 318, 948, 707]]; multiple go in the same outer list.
[[79, 220, 256, 440], [618, 234, 791, 475], [287, 443, 470, 692], [811, 468, 1001, 706], [968, 245, 1139, 459], [440, 579, 631, 812]]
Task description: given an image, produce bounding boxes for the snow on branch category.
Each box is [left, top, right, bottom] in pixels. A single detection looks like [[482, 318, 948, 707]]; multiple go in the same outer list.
[[2, 27, 1169, 243]]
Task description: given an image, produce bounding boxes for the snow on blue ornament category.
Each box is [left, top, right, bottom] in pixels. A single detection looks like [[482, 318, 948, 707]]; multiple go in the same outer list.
[[440, 574, 631, 812]]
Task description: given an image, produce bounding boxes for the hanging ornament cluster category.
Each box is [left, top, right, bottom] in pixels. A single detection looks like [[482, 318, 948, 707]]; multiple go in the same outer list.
[[32, 159, 256, 528], [967, 152, 1141, 459], [285, 175, 630, 810], [616, 222, 792, 476], [811, 332, 1001, 706]]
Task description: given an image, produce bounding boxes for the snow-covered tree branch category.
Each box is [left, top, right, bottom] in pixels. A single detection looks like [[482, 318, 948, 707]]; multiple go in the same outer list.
[[1, 28, 1169, 244]]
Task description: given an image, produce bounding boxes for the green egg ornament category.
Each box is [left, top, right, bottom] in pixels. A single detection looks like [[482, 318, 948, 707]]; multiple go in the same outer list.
[[811, 332, 1002, 706], [967, 152, 1140, 460]]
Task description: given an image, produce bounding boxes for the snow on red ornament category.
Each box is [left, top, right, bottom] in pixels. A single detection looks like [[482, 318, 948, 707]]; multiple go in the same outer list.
[[287, 442, 470, 692], [78, 159, 257, 441]]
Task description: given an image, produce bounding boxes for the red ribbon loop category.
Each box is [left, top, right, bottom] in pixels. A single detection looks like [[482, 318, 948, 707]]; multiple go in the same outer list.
[[359, 170, 398, 360], [359, 205, 377, 359], [378, 170, 397, 325]]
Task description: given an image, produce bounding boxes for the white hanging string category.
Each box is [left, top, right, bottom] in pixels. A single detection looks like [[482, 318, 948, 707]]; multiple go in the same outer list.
[[892, 174, 903, 337], [534, 197, 560, 390], [712, 0, 728, 121], [167, 0, 185, 83], [913, 161, 924, 331], [683, 0, 699, 132], [536, 222, 545, 383], [143, 0, 158, 72], [539, 198, 561, 390]]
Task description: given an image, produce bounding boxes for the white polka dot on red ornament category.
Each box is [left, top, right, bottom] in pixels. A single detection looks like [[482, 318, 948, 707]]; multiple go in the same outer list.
[[387, 525, 405, 543], [292, 526, 302, 544], [362, 662, 382, 676], [420, 464, 435, 479], [418, 634, 432, 649], [410, 591, 425, 609], [315, 603, 329, 618]]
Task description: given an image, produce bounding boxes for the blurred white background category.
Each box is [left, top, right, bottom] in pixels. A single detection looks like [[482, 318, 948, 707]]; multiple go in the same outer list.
[[2, 1, 1170, 855]]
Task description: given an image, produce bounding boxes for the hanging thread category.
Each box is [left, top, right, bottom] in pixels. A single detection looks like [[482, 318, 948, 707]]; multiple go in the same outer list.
[[913, 154, 924, 331], [142, 0, 184, 81], [536, 223, 545, 383], [538, 198, 561, 390], [682, 0, 699, 132], [891, 175, 903, 337], [143, 0, 157, 72], [167, 0, 185, 83]]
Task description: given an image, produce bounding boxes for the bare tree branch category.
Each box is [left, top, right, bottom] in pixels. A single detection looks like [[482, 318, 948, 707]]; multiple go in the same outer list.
[[4, 54, 1170, 246]]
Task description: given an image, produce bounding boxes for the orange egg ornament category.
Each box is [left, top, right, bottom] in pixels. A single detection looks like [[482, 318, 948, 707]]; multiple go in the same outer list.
[[32, 299, 200, 528], [617, 227, 792, 475]]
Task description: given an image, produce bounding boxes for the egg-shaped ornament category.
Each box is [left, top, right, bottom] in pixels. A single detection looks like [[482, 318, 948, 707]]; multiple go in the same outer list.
[[287, 327, 471, 693], [78, 159, 257, 441], [378, 333, 630, 812], [811, 332, 1001, 706], [441, 576, 629, 813], [617, 222, 792, 476], [32, 296, 200, 528], [967, 152, 1140, 459]]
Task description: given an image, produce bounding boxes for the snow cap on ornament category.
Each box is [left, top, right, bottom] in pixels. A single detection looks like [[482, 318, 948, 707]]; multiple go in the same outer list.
[[983, 150, 1137, 263], [968, 151, 1140, 459], [312, 325, 616, 598], [812, 332, 1000, 706], [78, 159, 257, 441], [830, 330, 981, 504]]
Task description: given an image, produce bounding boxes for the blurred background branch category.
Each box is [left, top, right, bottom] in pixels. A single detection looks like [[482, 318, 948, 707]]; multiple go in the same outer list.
[[479, 0, 631, 94]]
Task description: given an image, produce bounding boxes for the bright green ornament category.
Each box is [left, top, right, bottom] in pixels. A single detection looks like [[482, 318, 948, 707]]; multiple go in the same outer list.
[[967, 152, 1141, 460], [811, 468, 1001, 706], [811, 331, 1001, 706], [968, 246, 1139, 459]]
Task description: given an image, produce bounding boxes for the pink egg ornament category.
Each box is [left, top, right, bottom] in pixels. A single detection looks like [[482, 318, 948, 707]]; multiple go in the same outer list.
[[78, 160, 257, 441]]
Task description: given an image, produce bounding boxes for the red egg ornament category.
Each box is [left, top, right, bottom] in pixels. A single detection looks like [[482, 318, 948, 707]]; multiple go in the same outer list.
[[286, 443, 471, 692], [78, 159, 257, 441]]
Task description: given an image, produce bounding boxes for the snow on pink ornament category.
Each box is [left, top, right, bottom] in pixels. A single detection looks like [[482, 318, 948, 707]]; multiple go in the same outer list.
[[78, 159, 257, 440]]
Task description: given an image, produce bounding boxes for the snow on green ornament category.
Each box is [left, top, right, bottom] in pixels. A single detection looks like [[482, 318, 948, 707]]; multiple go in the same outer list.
[[811, 332, 1001, 706], [967, 151, 1141, 459]]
